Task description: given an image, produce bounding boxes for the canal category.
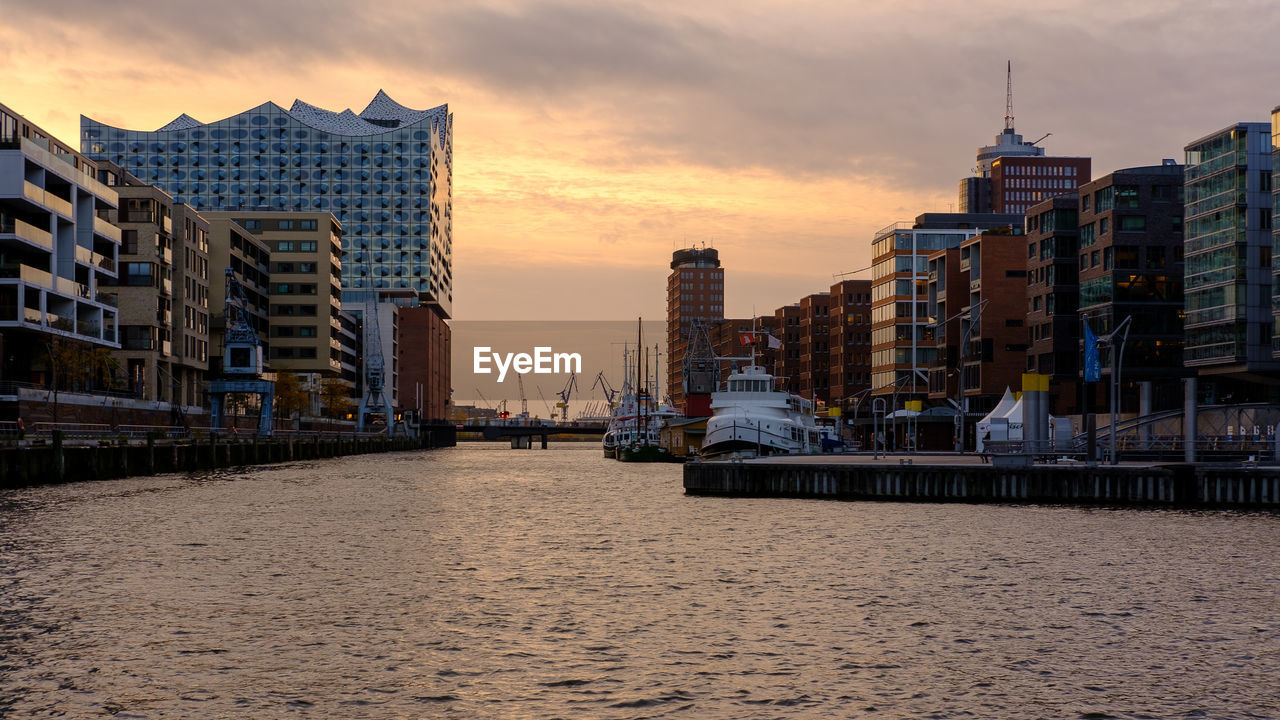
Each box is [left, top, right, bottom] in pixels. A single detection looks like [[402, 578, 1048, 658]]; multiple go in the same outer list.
[[2, 443, 1277, 718]]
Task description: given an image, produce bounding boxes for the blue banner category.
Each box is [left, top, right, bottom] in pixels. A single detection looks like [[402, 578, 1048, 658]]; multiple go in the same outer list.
[[1083, 320, 1100, 382]]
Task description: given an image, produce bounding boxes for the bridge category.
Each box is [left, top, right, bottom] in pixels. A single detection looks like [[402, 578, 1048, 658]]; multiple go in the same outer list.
[[458, 420, 608, 448]]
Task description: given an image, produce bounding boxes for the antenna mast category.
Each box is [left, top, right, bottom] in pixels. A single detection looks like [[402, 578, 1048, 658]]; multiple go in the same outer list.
[[1004, 60, 1014, 131]]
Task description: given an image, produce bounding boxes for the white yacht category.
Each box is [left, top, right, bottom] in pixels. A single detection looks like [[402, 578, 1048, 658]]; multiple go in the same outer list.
[[700, 365, 836, 458]]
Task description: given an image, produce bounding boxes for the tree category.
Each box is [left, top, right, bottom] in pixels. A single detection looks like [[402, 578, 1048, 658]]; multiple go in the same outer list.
[[320, 378, 354, 423], [273, 371, 309, 420]]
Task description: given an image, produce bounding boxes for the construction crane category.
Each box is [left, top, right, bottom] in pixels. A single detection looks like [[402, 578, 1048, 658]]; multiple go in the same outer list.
[[555, 373, 578, 422], [357, 255, 393, 436], [516, 373, 528, 417], [537, 385, 553, 418], [591, 371, 618, 407]]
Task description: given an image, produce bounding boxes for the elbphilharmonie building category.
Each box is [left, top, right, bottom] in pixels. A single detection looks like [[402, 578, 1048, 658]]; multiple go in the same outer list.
[[81, 91, 453, 317]]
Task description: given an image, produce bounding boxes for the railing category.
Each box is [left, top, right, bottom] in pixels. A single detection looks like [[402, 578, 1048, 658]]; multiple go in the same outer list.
[[93, 215, 122, 243], [0, 218, 53, 249]]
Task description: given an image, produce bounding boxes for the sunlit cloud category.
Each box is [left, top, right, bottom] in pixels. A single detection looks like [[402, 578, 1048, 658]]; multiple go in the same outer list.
[[4, 0, 1277, 320]]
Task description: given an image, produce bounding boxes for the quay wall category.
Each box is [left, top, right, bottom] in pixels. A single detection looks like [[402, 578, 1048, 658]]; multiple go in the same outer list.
[[684, 461, 1280, 507], [0, 433, 435, 488]]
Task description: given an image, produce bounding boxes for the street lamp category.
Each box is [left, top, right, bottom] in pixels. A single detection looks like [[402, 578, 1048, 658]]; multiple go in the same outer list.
[[1098, 315, 1132, 464], [931, 299, 988, 452]]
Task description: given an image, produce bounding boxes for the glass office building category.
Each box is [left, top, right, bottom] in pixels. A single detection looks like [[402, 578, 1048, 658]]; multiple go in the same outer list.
[[81, 91, 453, 317], [1182, 123, 1276, 374]]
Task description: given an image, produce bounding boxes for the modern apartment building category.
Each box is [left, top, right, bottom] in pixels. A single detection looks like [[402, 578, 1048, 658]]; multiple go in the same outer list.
[[207, 211, 343, 378], [205, 217, 270, 375], [1271, 106, 1280, 360], [795, 293, 831, 404], [773, 303, 804, 395], [1077, 164, 1188, 410], [869, 213, 1020, 402], [1025, 194, 1082, 413], [98, 162, 210, 406], [82, 92, 453, 413], [989, 156, 1091, 215], [828, 279, 872, 412], [1183, 123, 1280, 393], [666, 246, 724, 412], [0, 102, 121, 388]]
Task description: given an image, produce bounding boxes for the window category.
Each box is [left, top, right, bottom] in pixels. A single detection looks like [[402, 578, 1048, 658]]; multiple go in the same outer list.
[[277, 241, 294, 252], [1118, 215, 1146, 232], [277, 220, 295, 230], [1099, 217, 1109, 235], [240, 219, 261, 230], [300, 241, 317, 252], [299, 219, 317, 230]]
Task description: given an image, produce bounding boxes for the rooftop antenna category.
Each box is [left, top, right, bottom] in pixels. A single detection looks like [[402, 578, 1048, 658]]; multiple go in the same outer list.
[[1004, 60, 1015, 132]]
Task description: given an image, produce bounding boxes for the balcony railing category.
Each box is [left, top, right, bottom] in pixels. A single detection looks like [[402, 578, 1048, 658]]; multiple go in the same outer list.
[[0, 263, 53, 287], [93, 215, 122, 243], [0, 218, 53, 250]]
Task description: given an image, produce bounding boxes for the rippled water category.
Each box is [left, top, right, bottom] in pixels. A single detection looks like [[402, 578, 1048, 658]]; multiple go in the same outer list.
[[1, 443, 1278, 718]]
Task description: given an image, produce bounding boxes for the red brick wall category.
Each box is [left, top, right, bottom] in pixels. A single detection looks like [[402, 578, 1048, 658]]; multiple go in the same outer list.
[[397, 306, 451, 421]]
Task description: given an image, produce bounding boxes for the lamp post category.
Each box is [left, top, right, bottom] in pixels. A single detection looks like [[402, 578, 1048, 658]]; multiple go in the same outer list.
[[1101, 315, 1132, 465], [931, 299, 988, 453]]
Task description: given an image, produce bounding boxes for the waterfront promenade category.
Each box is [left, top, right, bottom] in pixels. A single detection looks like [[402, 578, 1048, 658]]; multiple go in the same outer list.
[[685, 452, 1280, 507]]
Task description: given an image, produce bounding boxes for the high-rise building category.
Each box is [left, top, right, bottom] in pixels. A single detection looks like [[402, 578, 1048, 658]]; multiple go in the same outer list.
[[1, 102, 121, 387], [869, 213, 1019, 402], [205, 217, 271, 376], [666, 246, 724, 412], [82, 92, 453, 411], [1271, 106, 1280, 361], [98, 162, 210, 406], [1025, 194, 1082, 413], [958, 65, 1090, 215], [206, 211, 343, 380], [1183, 123, 1280, 393], [828, 279, 872, 412], [1076, 164, 1188, 410], [796, 292, 831, 403]]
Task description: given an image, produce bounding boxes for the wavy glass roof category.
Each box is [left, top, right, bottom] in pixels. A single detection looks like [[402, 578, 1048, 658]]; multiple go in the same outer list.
[[81, 92, 453, 315], [140, 90, 448, 137]]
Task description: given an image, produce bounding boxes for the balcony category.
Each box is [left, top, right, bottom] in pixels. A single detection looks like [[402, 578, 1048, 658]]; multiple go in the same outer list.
[[75, 245, 94, 265], [94, 252, 116, 273], [0, 218, 53, 250], [1184, 341, 1245, 365], [24, 181, 72, 218], [156, 245, 173, 264], [93, 215, 121, 243], [22, 307, 41, 323], [0, 263, 53, 288], [54, 276, 89, 299], [96, 291, 118, 307], [161, 277, 173, 296]]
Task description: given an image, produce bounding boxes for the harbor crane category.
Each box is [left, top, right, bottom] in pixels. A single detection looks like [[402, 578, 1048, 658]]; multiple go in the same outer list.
[[591, 371, 618, 407], [356, 255, 393, 436], [516, 373, 528, 417], [555, 373, 578, 422], [537, 385, 554, 418], [209, 268, 274, 435]]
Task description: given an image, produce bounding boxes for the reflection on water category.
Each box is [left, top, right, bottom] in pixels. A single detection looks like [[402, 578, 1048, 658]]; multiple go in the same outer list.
[[1, 444, 1278, 718]]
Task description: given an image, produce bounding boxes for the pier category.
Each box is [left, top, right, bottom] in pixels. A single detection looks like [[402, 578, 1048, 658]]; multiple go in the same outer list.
[[684, 454, 1280, 508]]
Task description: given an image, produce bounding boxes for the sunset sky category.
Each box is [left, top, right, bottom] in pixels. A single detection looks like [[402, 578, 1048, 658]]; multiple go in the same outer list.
[[4, 0, 1277, 321]]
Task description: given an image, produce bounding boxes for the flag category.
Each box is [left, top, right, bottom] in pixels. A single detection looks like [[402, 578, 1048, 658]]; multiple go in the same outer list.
[[1083, 320, 1100, 382], [739, 333, 754, 345], [767, 334, 782, 350]]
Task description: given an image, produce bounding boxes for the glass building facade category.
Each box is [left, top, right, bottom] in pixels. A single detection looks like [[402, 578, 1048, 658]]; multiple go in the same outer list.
[[1272, 107, 1280, 359], [81, 92, 453, 317], [1182, 123, 1277, 372]]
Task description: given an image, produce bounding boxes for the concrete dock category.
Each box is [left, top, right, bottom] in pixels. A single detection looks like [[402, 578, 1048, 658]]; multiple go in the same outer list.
[[684, 453, 1280, 507]]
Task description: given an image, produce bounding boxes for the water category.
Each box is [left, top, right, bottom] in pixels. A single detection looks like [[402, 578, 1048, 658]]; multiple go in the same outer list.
[[1, 443, 1278, 719]]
